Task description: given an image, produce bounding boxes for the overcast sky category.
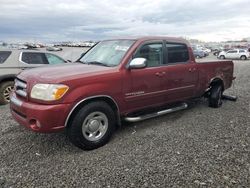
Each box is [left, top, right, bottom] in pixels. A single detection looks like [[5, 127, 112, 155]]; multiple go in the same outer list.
[[1, 0, 250, 42]]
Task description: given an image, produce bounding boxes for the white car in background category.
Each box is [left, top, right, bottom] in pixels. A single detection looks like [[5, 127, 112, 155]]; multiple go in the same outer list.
[[218, 49, 249, 60], [46, 46, 63, 51], [201, 47, 211, 53]]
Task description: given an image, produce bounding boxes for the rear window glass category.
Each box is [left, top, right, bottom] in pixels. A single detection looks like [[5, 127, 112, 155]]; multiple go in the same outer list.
[[21, 52, 48, 64], [0, 51, 12, 64], [239, 50, 246, 53], [165, 43, 189, 64]]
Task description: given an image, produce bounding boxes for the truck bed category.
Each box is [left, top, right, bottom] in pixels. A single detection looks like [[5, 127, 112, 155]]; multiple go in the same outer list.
[[195, 60, 234, 96]]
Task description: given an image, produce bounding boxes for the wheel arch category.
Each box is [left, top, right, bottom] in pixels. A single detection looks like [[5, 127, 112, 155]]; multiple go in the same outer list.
[[209, 77, 224, 91], [240, 55, 247, 59], [0, 74, 16, 84], [65, 95, 121, 128]]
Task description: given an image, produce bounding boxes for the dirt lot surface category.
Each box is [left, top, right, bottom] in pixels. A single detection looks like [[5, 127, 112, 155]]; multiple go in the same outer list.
[[0, 55, 249, 187]]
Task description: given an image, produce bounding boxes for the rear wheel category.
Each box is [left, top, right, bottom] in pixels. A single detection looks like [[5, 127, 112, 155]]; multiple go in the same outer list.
[[0, 81, 14, 105], [240, 55, 247, 60], [67, 101, 116, 150], [209, 85, 223, 108]]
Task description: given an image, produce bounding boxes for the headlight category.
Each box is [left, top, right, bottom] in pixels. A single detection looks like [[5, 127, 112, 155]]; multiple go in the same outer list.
[[31, 84, 69, 101]]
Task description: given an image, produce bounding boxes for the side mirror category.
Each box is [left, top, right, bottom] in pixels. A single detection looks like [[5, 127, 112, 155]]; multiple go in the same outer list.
[[129, 58, 147, 69]]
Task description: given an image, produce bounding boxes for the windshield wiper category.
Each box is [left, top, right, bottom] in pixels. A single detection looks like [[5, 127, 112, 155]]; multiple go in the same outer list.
[[75, 59, 87, 64], [86, 61, 110, 67]]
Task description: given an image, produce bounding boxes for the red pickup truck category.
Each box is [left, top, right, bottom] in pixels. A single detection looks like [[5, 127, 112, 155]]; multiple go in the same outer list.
[[10, 37, 234, 150]]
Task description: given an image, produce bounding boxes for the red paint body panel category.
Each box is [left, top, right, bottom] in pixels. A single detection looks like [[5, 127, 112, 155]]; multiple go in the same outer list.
[[10, 93, 70, 132], [10, 37, 234, 133]]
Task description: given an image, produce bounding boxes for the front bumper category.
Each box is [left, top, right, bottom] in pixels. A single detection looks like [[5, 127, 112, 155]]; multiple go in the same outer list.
[[10, 93, 71, 133]]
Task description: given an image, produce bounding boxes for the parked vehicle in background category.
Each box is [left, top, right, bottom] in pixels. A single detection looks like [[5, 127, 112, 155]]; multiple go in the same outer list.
[[0, 50, 66, 105], [201, 47, 211, 54], [18, 45, 28, 50], [193, 48, 205, 58], [213, 49, 222, 56], [10, 37, 235, 150], [201, 49, 209, 57], [218, 49, 249, 60], [46, 46, 63, 51]]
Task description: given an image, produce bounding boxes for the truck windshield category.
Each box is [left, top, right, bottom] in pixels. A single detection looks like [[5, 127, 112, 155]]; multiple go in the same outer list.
[[79, 40, 135, 67]]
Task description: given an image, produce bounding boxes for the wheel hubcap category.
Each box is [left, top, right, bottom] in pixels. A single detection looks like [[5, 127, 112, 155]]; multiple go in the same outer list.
[[82, 112, 108, 141], [88, 120, 100, 132], [3, 86, 14, 102]]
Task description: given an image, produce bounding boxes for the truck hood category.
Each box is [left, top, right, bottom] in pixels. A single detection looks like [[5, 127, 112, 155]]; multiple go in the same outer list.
[[18, 63, 114, 83]]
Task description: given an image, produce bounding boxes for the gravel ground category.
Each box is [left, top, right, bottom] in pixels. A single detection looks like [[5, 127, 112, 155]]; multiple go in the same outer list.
[[0, 56, 250, 187]]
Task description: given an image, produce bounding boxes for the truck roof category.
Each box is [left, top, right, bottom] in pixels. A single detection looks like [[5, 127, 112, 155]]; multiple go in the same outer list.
[[104, 36, 191, 46]]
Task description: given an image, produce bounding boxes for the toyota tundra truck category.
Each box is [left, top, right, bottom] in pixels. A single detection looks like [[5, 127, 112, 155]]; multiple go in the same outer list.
[[10, 37, 234, 150]]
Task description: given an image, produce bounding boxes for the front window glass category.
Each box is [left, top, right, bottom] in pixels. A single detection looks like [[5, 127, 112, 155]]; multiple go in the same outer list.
[[227, 50, 237, 53], [80, 40, 135, 67], [134, 43, 163, 67], [45, 53, 65, 64]]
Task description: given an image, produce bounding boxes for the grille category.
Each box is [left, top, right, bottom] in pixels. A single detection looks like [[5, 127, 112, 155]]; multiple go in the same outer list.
[[15, 79, 27, 99]]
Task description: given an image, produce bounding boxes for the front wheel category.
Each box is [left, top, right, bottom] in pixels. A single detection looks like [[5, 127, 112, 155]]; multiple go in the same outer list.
[[219, 55, 225, 59], [209, 85, 223, 108], [67, 101, 116, 150], [0, 81, 14, 105]]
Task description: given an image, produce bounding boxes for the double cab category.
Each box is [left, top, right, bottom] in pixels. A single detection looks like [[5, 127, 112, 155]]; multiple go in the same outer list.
[[10, 37, 234, 150]]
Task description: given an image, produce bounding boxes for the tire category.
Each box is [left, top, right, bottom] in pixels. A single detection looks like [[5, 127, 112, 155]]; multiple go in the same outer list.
[[219, 55, 225, 59], [209, 85, 223, 108], [67, 101, 116, 150], [240, 55, 247, 60], [0, 81, 14, 105]]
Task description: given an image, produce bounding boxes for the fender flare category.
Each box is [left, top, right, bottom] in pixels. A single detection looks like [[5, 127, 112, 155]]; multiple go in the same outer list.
[[0, 74, 16, 83], [209, 77, 224, 91], [65, 95, 121, 128]]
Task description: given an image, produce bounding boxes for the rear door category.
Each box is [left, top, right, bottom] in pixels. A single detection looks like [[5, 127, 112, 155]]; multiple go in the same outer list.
[[124, 41, 166, 111], [161, 42, 199, 102]]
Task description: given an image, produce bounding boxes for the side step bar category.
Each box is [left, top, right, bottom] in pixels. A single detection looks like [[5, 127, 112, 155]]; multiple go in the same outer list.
[[124, 103, 188, 123]]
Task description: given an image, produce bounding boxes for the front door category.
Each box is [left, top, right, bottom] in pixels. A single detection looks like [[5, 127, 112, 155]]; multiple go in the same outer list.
[[124, 41, 166, 111], [226, 50, 238, 59]]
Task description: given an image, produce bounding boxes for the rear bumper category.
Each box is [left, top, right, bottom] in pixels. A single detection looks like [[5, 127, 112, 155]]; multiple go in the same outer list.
[[10, 94, 71, 133]]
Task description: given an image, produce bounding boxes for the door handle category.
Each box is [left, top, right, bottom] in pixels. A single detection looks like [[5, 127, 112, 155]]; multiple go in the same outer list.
[[155, 72, 166, 77], [188, 68, 196, 72], [155, 72, 161, 76]]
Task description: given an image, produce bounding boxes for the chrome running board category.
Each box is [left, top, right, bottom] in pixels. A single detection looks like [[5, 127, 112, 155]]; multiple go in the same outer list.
[[124, 102, 188, 122]]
